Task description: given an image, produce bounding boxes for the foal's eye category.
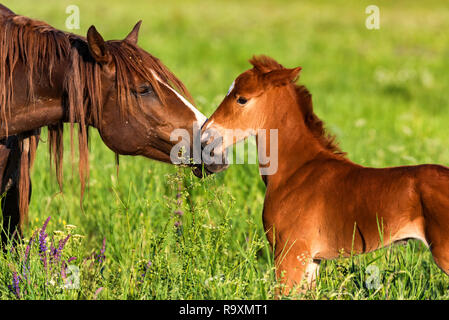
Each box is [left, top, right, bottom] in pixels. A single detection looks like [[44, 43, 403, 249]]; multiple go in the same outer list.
[[237, 97, 248, 105]]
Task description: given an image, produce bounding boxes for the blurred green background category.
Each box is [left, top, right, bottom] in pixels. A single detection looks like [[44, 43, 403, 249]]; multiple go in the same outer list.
[[1, 0, 449, 299]]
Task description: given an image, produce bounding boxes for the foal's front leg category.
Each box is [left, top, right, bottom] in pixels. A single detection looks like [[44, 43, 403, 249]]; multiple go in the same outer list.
[[275, 243, 320, 297]]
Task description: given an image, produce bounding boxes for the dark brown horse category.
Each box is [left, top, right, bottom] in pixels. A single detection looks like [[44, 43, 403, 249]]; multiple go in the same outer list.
[[202, 55, 449, 295], [0, 4, 215, 245]]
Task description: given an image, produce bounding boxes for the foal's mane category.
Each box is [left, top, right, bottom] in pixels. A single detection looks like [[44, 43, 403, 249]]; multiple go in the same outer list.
[[250, 55, 345, 156], [0, 13, 193, 216]]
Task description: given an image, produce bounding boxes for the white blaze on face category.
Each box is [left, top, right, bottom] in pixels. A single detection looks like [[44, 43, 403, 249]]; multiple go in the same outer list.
[[150, 70, 207, 124]]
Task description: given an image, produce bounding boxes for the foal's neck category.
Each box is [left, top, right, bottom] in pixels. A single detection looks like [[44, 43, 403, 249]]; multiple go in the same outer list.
[[257, 86, 338, 187]]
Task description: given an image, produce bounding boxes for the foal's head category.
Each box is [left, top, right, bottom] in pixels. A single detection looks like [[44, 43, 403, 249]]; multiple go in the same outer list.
[[200, 56, 302, 173]]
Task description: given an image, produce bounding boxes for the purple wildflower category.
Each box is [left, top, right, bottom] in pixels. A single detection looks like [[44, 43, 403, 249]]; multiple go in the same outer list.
[[138, 259, 153, 283], [24, 232, 36, 262], [38, 216, 51, 270], [11, 272, 20, 299], [96, 238, 106, 264], [67, 256, 77, 264], [50, 240, 56, 255], [49, 240, 56, 270], [61, 261, 67, 279], [22, 232, 36, 280], [174, 210, 184, 216], [39, 216, 51, 253], [23, 231, 36, 265], [59, 234, 71, 251], [54, 234, 71, 262]]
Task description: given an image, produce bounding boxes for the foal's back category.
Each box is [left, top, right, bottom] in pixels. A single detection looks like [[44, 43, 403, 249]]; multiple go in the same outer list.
[[266, 158, 449, 259]]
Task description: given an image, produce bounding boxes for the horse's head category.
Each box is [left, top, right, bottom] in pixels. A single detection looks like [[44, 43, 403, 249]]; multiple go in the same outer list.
[[201, 55, 301, 173], [82, 23, 207, 176]]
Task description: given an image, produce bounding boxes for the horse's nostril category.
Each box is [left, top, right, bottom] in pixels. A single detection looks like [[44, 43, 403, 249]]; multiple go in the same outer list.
[[201, 135, 214, 149], [200, 130, 213, 144], [200, 137, 207, 146]]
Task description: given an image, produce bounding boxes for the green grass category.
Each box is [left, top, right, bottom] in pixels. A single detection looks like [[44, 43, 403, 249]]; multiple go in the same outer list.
[[1, 0, 449, 299]]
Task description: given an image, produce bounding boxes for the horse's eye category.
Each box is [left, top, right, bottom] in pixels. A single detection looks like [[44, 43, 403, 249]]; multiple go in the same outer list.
[[237, 97, 248, 105], [136, 84, 153, 96]]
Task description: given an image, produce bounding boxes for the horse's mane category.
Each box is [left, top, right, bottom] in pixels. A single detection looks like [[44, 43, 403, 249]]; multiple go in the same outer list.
[[249, 55, 345, 157], [0, 13, 193, 218]]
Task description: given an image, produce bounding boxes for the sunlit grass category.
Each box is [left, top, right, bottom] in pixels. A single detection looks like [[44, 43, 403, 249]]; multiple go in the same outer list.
[[1, 0, 449, 299]]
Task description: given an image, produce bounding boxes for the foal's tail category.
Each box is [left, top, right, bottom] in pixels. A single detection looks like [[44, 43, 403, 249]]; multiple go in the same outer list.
[[17, 130, 39, 225]]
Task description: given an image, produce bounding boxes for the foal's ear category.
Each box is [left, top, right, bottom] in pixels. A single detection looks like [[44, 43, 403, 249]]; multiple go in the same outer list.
[[124, 20, 142, 45], [87, 25, 110, 64], [262, 67, 302, 87]]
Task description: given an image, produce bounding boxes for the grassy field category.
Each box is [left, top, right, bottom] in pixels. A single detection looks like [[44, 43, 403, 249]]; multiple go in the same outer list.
[[1, 0, 449, 299]]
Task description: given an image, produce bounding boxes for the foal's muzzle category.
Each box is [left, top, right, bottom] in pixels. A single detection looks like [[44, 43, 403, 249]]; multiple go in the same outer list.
[[199, 128, 230, 175]]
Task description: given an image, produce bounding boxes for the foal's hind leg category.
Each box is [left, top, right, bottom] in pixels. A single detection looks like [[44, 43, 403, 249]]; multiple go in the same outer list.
[[418, 165, 449, 275], [423, 215, 449, 275], [424, 220, 449, 275]]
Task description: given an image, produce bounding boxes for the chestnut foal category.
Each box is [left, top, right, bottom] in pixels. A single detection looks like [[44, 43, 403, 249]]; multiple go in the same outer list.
[[201, 55, 449, 294]]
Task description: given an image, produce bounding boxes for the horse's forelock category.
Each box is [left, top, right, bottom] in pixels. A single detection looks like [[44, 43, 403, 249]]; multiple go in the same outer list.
[[105, 41, 194, 112]]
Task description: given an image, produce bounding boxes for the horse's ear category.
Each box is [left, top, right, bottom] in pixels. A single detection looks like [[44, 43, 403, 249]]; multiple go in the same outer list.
[[87, 25, 110, 64], [262, 67, 302, 87], [0, 4, 14, 17], [124, 20, 142, 45]]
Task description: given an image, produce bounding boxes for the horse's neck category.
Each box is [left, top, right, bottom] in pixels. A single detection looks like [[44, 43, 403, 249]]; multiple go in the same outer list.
[[257, 93, 332, 188], [0, 60, 67, 138]]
